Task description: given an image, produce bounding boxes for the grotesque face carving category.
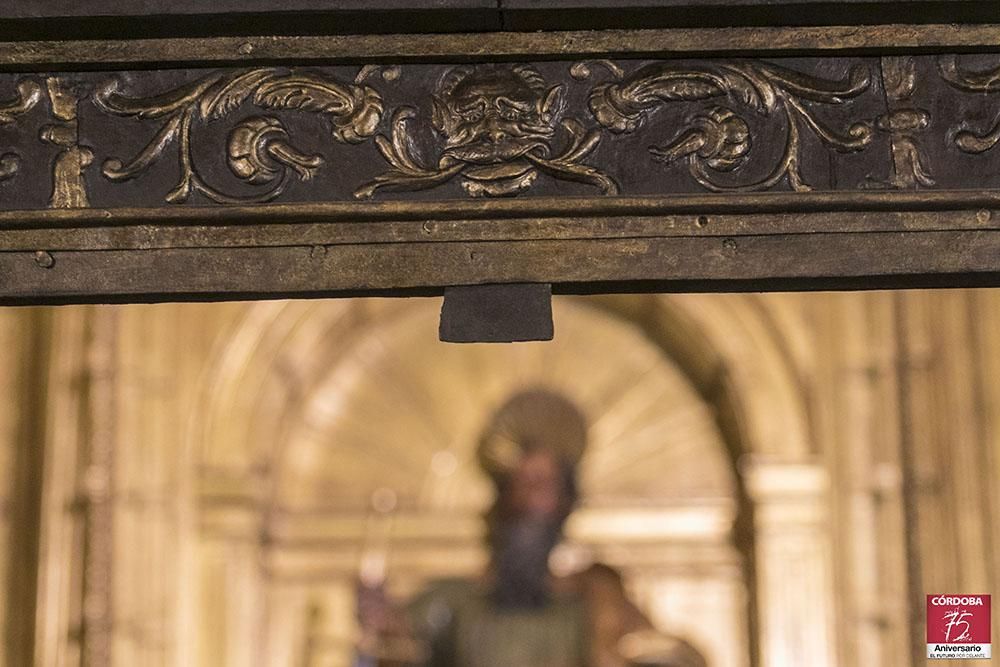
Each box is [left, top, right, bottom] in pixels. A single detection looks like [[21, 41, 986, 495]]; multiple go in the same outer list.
[[432, 65, 564, 196], [355, 64, 616, 200]]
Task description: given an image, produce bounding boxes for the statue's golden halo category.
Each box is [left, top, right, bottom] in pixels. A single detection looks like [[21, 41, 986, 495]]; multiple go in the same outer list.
[[476, 388, 588, 480]]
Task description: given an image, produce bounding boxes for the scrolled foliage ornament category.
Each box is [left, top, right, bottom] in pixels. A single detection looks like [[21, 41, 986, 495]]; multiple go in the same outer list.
[[95, 67, 383, 204], [356, 64, 618, 199], [587, 60, 874, 192], [650, 106, 752, 172], [227, 116, 323, 185], [0, 80, 43, 184]]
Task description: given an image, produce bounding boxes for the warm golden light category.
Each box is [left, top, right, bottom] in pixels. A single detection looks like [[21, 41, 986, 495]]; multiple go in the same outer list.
[[0, 291, 998, 666]]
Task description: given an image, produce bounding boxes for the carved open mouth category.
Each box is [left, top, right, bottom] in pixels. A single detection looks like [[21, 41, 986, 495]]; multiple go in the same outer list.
[[445, 139, 548, 165], [462, 160, 535, 181]]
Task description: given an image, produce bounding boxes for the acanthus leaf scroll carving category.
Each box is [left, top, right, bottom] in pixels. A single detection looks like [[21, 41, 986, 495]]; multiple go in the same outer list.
[[939, 55, 1000, 156], [95, 67, 384, 204], [355, 64, 618, 199], [9, 56, 1000, 208], [585, 61, 875, 192], [0, 80, 43, 185]]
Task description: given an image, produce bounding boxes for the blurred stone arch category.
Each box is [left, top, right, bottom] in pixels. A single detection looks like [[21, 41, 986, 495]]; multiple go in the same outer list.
[[186, 293, 829, 667]]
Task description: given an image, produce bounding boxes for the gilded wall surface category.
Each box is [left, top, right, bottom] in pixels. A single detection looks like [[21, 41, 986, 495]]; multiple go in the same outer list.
[[1, 291, 998, 667]]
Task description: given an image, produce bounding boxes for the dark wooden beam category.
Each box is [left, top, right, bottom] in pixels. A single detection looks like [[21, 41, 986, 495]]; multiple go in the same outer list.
[[4, 25, 1000, 70], [0, 1, 995, 37], [0, 24, 999, 304]]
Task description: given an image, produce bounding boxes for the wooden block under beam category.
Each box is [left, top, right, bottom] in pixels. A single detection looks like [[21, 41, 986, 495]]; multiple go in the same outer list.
[[439, 284, 553, 343]]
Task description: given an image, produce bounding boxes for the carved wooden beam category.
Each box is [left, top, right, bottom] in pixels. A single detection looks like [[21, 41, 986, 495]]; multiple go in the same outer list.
[[1, 25, 1000, 303]]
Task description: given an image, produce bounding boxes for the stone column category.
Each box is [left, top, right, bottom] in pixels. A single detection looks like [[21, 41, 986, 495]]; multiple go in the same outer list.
[[197, 497, 268, 667], [745, 460, 837, 667], [0, 309, 50, 667]]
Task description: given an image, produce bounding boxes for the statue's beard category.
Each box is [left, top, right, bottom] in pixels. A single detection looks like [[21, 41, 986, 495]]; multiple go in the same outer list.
[[491, 516, 563, 609]]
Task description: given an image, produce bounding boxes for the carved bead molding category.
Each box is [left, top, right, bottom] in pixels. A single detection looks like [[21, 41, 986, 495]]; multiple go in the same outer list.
[[0, 54, 999, 210]]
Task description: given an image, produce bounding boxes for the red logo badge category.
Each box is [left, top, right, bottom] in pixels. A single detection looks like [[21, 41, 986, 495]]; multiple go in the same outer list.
[[927, 594, 991, 659]]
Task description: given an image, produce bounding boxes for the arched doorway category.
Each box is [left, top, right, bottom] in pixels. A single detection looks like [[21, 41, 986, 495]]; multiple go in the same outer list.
[[186, 294, 833, 667]]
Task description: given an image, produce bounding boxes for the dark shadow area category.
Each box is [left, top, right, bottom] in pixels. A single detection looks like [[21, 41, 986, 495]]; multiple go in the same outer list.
[[0, 1, 997, 41]]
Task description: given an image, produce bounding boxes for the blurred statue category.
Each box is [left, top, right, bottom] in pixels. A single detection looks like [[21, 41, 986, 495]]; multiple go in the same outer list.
[[356, 389, 707, 667]]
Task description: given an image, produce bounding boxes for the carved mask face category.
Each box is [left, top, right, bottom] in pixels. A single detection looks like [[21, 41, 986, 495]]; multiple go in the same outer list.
[[432, 66, 564, 195]]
